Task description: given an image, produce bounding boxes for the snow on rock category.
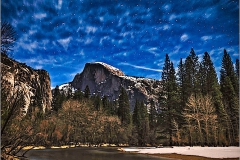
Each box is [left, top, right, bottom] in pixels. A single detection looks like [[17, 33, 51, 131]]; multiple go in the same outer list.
[[122, 147, 240, 158], [58, 83, 71, 90], [57, 83, 76, 95], [91, 62, 125, 76]]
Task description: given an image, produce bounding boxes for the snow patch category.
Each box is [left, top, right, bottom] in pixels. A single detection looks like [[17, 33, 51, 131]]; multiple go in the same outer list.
[[94, 62, 120, 71], [121, 146, 240, 159]]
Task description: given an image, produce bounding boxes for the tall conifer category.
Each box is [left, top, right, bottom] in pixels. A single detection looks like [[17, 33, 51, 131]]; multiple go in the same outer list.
[[118, 87, 131, 125], [159, 54, 178, 146], [184, 48, 200, 98], [235, 59, 239, 80], [220, 49, 239, 145]]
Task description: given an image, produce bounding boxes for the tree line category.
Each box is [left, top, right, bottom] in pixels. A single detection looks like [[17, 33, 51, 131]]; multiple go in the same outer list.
[[159, 48, 239, 146]]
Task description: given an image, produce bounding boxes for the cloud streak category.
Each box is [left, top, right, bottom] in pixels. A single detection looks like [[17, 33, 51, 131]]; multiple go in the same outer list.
[[120, 62, 162, 72]]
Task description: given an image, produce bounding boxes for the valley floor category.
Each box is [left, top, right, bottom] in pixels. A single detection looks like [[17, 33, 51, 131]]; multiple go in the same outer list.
[[120, 146, 240, 159]]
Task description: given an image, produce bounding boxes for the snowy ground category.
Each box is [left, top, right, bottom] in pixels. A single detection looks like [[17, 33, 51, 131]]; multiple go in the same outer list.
[[121, 146, 240, 158]]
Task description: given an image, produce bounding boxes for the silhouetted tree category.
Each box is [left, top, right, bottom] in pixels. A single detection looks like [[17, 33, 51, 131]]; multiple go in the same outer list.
[[1, 22, 16, 55]]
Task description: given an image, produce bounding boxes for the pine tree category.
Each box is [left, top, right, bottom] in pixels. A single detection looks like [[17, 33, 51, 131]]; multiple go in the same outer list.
[[235, 59, 239, 80], [184, 48, 201, 98], [220, 50, 239, 145], [52, 86, 65, 112], [138, 101, 149, 146], [132, 100, 140, 126], [221, 76, 239, 145], [159, 54, 178, 146], [84, 85, 91, 99], [149, 99, 157, 130], [220, 49, 238, 96], [102, 95, 111, 114], [176, 58, 186, 126], [133, 100, 149, 146], [199, 52, 230, 145], [73, 90, 84, 101], [92, 95, 102, 111], [118, 87, 131, 125]]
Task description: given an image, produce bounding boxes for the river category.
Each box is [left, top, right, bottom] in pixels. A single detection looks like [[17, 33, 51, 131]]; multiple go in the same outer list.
[[25, 147, 169, 160]]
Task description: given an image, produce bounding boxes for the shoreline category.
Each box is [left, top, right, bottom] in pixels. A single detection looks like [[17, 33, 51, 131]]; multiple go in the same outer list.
[[141, 153, 239, 160], [119, 146, 240, 159]]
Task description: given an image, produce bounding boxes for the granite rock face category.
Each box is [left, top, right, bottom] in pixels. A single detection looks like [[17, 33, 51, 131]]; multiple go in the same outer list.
[[1, 55, 52, 114], [71, 62, 161, 110]]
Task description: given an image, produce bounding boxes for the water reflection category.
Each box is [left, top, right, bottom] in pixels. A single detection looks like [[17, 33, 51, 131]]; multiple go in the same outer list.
[[25, 147, 168, 160]]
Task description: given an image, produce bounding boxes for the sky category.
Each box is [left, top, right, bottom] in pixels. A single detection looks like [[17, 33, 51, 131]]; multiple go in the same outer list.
[[2, 0, 239, 88]]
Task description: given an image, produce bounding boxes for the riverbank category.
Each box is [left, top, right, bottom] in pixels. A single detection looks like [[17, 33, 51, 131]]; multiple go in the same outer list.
[[120, 146, 240, 159], [22, 143, 120, 150], [146, 153, 239, 160]]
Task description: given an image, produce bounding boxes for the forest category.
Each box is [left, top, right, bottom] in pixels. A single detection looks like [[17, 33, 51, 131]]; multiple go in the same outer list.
[[1, 46, 239, 159]]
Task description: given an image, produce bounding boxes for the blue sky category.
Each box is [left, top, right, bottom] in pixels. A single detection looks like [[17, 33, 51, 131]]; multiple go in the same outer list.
[[2, 0, 239, 88]]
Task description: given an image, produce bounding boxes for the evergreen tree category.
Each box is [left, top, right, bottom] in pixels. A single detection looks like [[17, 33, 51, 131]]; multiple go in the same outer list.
[[200, 52, 223, 107], [132, 100, 140, 126], [67, 87, 72, 99], [235, 59, 239, 81], [199, 52, 229, 145], [118, 87, 131, 125], [159, 54, 178, 146], [184, 48, 201, 98], [220, 49, 238, 96], [221, 76, 239, 145], [220, 50, 239, 145], [84, 85, 91, 99], [52, 86, 65, 112], [149, 99, 157, 130], [133, 100, 149, 146], [138, 101, 149, 146], [73, 90, 84, 101], [102, 95, 111, 114], [102, 95, 117, 115], [92, 95, 102, 111], [176, 58, 186, 126]]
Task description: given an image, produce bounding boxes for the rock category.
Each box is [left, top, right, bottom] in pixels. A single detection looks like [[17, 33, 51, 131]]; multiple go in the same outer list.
[[71, 62, 161, 110], [1, 54, 52, 114]]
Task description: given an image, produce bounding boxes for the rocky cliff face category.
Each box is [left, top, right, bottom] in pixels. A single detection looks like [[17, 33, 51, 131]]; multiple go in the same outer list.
[[1, 54, 52, 114], [72, 62, 161, 110]]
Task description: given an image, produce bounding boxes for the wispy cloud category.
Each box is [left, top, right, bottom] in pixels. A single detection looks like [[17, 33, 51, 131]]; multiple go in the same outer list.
[[163, 25, 170, 30], [34, 13, 47, 19], [57, 37, 72, 51], [163, 4, 171, 11], [120, 62, 162, 72], [35, 65, 43, 69], [171, 45, 181, 55], [201, 36, 212, 41], [180, 34, 189, 42], [56, 0, 63, 10], [86, 26, 97, 34]]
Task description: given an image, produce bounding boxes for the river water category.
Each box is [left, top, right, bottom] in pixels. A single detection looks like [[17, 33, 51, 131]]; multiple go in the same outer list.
[[25, 147, 169, 160]]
